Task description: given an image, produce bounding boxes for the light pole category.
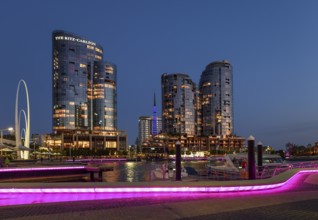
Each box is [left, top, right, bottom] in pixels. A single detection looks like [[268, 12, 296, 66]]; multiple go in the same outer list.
[[247, 135, 256, 180], [0, 127, 14, 145], [175, 141, 181, 181]]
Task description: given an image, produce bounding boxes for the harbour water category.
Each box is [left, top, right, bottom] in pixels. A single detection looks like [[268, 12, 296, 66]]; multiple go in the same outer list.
[[98, 160, 208, 182], [97, 158, 318, 182]]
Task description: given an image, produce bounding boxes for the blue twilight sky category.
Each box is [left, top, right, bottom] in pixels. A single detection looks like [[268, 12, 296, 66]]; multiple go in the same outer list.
[[1, 0, 318, 149]]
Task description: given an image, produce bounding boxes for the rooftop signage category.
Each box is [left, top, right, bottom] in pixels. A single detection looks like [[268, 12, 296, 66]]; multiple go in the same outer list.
[[55, 36, 96, 46]]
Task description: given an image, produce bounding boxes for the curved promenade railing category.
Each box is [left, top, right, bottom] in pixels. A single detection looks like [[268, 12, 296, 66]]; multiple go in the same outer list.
[[206, 160, 318, 181], [0, 168, 317, 194]]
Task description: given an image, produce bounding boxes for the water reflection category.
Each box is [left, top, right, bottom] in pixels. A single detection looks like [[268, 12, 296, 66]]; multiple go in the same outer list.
[[125, 162, 135, 182], [101, 161, 207, 182]]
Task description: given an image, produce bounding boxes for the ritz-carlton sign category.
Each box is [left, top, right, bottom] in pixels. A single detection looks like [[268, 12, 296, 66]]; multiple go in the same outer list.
[[55, 36, 96, 46]]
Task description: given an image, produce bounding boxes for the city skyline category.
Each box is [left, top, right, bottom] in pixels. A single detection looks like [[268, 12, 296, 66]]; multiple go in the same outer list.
[[1, 0, 318, 149]]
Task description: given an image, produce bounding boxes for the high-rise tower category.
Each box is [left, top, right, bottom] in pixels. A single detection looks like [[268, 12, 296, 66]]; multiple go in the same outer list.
[[48, 30, 126, 153], [199, 60, 233, 136], [161, 73, 197, 136], [52, 30, 117, 133]]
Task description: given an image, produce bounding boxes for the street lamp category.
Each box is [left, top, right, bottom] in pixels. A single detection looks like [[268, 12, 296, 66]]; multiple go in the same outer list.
[[175, 141, 181, 181], [0, 127, 14, 145]]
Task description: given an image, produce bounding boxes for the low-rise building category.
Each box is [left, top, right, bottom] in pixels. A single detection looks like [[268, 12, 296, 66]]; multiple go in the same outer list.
[[43, 130, 128, 154], [141, 134, 245, 158]]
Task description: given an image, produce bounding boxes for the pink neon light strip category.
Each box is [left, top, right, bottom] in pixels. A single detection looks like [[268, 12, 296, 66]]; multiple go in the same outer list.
[[0, 166, 85, 172], [0, 183, 283, 193], [65, 158, 127, 162], [0, 169, 316, 194]]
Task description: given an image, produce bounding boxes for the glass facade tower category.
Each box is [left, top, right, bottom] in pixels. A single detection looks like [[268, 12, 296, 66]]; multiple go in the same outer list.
[[199, 60, 233, 136], [52, 30, 117, 133], [161, 73, 197, 136]]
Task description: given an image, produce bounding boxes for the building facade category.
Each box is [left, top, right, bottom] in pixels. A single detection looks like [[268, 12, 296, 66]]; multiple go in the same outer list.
[[199, 60, 233, 136], [53, 30, 117, 131], [142, 134, 245, 157], [102, 62, 117, 131], [161, 73, 198, 136], [51, 30, 126, 152], [138, 116, 162, 150], [141, 60, 241, 157]]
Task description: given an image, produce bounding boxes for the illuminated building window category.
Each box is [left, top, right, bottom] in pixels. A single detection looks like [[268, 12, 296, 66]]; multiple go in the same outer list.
[[105, 66, 114, 74], [95, 55, 102, 60], [104, 84, 115, 89], [87, 45, 94, 50], [95, 47, 103, 53]]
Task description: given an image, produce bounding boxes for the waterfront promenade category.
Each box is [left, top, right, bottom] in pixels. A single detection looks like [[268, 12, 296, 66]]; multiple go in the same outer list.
[[0, 166, 317, 219]]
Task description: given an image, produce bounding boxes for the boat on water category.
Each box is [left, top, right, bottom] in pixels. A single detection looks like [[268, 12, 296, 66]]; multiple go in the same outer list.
[[206, 155, 239, 172], [206, 153, 289, 178], [227, 153, 286, 168], [285, 155, 318, 162], [151, 162, 188, 180]]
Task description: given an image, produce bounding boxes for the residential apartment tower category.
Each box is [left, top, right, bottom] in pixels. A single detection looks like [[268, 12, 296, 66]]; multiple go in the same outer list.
[[161, 73, 197, 136], [199, 60, 233, 136]]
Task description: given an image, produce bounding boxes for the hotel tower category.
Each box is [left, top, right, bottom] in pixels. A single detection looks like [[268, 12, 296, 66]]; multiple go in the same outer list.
[[52, 30, 117, 132], [50, 30, 126, 152]]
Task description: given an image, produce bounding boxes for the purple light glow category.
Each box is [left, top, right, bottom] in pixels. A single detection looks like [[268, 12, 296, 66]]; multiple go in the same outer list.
[[0, 192, 150, 207], [0, 169, 316, 194], [65, 158, 127, 162], [0, 170, 317, 207], [0, 166, 85, 172]]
